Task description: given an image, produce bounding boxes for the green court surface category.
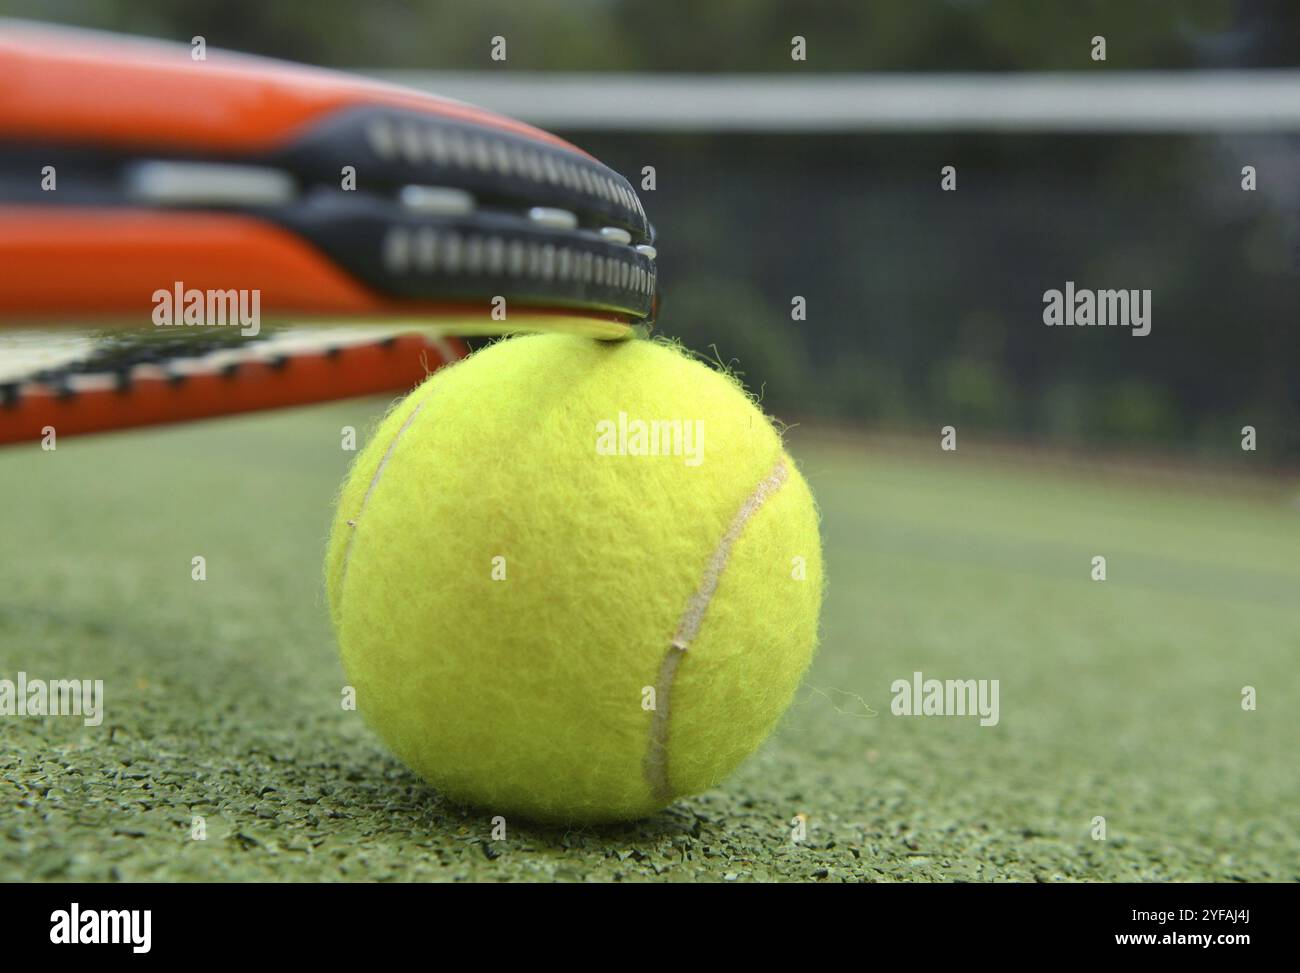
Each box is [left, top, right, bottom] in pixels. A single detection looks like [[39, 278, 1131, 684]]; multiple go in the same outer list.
[[1, 400, 1297, 881]]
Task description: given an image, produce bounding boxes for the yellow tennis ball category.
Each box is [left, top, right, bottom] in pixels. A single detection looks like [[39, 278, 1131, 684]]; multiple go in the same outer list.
[[325, 333, 823, 823]]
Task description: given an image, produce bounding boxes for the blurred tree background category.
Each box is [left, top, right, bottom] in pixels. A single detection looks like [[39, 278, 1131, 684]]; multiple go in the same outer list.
[[14, 0, 1294, 71], [7, 0, 1298, 462]]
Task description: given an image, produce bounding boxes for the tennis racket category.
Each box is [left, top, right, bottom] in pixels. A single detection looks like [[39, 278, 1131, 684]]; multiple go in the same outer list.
[[0, 19, 658, 443]]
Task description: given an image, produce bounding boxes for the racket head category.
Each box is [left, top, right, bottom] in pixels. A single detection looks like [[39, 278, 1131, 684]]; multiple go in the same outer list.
[[0, 19, 658, 334]]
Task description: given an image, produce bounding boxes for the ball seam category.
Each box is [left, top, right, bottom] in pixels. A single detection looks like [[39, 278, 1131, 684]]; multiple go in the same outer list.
[[641, 455, 791, 804], [336, 399, 427, 611]]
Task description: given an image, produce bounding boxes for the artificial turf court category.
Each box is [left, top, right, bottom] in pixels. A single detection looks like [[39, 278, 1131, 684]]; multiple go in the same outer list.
[[1, 399, 1296, 882]]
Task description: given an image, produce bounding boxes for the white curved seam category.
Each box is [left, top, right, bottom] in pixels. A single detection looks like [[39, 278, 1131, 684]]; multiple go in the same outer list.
[[643, 457, 791, 802]]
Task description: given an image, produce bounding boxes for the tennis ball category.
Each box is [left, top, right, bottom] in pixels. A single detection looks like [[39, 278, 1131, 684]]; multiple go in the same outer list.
[[325, 333, 822, 823]]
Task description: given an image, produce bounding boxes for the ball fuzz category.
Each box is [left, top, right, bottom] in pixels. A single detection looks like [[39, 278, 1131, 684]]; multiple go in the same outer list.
[[326, 334, 823, 822]]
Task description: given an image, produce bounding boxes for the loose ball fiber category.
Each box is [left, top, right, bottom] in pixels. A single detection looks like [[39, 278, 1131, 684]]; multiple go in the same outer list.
[[325, 333, 823, 823]]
